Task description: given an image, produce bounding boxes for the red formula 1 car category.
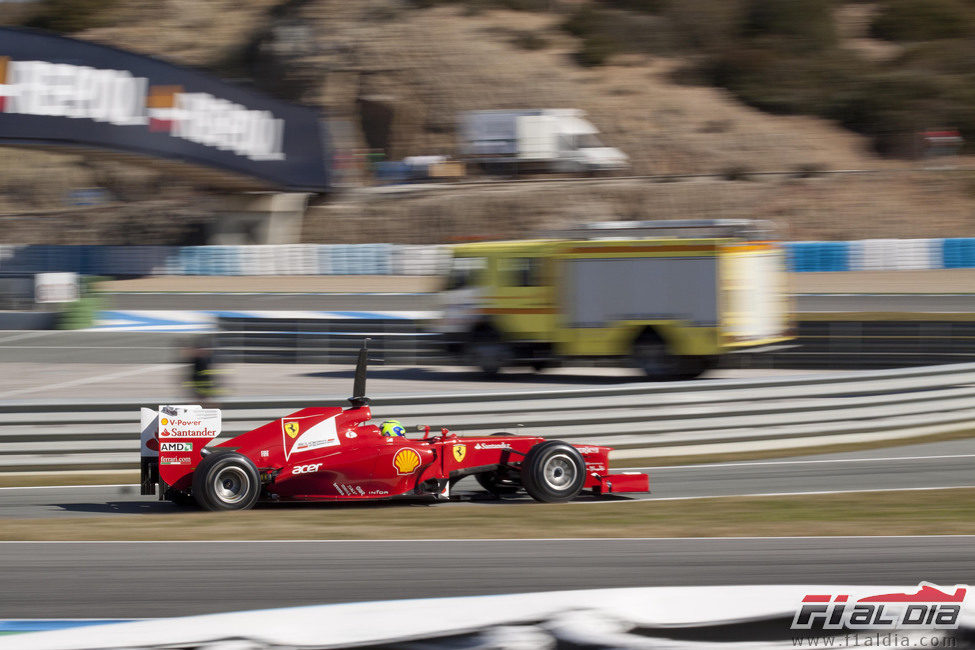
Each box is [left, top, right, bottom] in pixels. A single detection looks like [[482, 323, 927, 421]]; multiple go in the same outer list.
[[139, 343, 649, 511]]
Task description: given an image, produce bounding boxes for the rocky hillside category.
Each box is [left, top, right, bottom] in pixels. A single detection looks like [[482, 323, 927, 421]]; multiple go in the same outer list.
[[2, 0, 975, 243]]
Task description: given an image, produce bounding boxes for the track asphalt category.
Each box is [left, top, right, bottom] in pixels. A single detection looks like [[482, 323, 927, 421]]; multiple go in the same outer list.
[[0, 536, 971, 618]]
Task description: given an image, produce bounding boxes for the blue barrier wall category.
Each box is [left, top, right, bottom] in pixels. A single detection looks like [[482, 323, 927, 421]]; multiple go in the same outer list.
[[942, 238, 975, 269], [4, 240, 975, 275], [784, 242, 851, 272], [0, 244, 399, 276]]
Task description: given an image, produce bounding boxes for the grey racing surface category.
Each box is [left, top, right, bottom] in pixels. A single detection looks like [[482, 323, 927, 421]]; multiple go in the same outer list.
[[642, 439, 975, 499], [1, 537, 973, 618], [1, 438, 973, 518]]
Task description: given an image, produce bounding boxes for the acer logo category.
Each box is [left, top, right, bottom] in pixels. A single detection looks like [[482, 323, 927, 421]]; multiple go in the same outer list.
[[292, 463, 322, 475]]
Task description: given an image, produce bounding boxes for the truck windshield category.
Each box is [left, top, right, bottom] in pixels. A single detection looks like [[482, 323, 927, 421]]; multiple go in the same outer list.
[[577, 134, 604, 148], [446, 257, 486, 290]]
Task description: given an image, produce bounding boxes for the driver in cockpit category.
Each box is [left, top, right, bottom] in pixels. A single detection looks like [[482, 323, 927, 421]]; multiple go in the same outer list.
[[380, 420, 406, 437]]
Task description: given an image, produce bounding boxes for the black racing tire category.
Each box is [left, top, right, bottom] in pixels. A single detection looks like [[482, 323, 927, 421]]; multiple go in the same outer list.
[[475, 432, 521, 496], [192, 452, 261, 511], [520, 440, 586, 503]]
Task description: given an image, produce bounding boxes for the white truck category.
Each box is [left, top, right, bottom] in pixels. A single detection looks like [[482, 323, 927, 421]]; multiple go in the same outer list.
[[459, 109, 629, 174]]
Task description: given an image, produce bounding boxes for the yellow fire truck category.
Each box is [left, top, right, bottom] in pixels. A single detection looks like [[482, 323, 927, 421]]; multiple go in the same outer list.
[[437, 220, 792, 379]]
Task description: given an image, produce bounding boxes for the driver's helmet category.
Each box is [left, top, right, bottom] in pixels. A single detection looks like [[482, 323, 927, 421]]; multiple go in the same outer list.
[[380, 420, 406, 437]]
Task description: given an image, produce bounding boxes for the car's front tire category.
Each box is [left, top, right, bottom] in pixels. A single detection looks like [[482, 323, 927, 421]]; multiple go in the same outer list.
[[192, 452, 261, 511], [520, 441, 585, 503]]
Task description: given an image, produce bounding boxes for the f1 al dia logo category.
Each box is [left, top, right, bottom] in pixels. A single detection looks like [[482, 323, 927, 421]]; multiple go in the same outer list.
[[792, 582, 968, 631]]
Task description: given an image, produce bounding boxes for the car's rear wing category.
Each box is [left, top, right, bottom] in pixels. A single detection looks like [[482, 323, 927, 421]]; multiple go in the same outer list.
[[140, 405, 221, 497], [139, 408, 159, 496]]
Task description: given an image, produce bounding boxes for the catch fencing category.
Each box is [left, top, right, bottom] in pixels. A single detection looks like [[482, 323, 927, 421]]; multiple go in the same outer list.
[[2, 363, 974, 472]]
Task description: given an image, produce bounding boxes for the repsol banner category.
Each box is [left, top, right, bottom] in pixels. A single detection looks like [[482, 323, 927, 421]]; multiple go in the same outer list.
[[0, 28, 330, 191]]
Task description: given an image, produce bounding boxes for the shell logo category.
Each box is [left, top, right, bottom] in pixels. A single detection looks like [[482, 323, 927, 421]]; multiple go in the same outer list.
[[393, 448, 422, 475], [160, 418, 168, 426]]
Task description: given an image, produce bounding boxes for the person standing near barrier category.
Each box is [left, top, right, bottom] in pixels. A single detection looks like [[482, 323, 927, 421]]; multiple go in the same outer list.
[[182, 335, 226, 407]]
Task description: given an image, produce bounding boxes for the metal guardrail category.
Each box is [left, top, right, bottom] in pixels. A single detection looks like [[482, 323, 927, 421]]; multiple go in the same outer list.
[[216, 316, 441, 365], [212, 315, 975, 368], [2, 363, 975, 472]]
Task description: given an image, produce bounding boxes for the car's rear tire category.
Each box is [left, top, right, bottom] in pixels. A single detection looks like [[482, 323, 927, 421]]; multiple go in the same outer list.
[[192, 452, 261, 511], [520, 441, 585, 503]]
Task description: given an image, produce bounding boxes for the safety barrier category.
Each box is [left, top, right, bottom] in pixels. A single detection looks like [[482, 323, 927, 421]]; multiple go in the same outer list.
[[2, 363, 974, 472], [207, 315, 975, 367], [3, 239, 975, 275], [848, 238, 942, 271], [785, 241, 851, 272], [0, 244, 445, 276], [784, 237, 975, 272]]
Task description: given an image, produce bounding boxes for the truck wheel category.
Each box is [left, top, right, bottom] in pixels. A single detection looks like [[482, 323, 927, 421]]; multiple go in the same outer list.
[[467, 330, 510, 377], [674, 355, 714, 380], [520, 441, 586, 503], [631, 335, 683, 381], [192, 452, 261, 511]]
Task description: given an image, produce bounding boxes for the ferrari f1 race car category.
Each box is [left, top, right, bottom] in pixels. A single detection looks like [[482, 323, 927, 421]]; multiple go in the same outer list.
[[139, 342, 650, 511]]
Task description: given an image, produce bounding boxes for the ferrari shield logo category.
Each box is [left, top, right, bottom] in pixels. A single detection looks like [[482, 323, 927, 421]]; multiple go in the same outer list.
[[284, 421, 300, 439], [452, 444, 467, 463]]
